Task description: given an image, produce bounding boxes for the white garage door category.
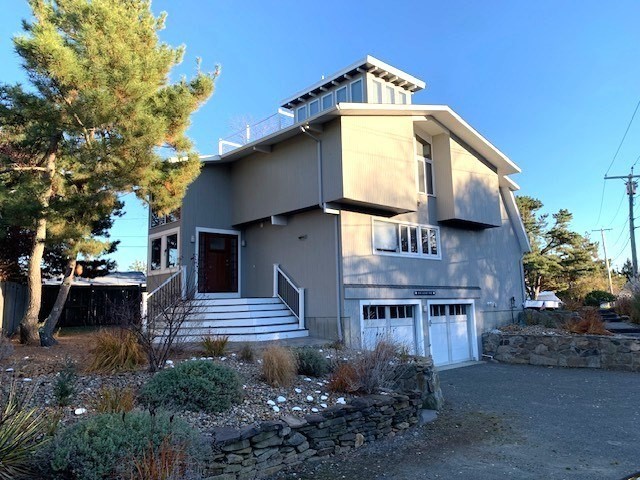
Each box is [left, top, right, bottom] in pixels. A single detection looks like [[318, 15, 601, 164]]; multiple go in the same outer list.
[[362, 304, 418, 354], [428, 303, 473, 366]]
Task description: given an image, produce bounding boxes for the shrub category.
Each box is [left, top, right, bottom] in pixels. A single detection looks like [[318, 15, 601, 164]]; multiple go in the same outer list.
[[127, 436, 188, 480], [48, 410, 200, 480], [295, 347, 330, 377], [93, 386, 136, 414], [584, 290, 616, 307], [328, 363, 359, 393], [564, 309, 612, 335], [262, 346, 297, 387], [615, 295, 633, 318], [201, 335, 229, 357], [238, 344, 255, 362], [0, 379, 55, 479], [88, 329, 145, 373], [53, 359, 77, 407], [140, 360, 241, 413]]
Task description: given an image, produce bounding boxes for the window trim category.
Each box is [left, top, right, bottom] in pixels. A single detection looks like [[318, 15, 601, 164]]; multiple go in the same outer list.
[[148, 227, 180, 276], [296, 105, 307, 122], [308, 98, 320, 117], [321, 92, 334, 110], [415, 135, 435, 196], [335, 85, 348, 103], [349, 78, 363, 103], [371, 218, 441, 260]]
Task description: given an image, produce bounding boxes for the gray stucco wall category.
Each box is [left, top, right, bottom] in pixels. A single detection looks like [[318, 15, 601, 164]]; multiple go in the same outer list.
[[241, 210, 339, 339]]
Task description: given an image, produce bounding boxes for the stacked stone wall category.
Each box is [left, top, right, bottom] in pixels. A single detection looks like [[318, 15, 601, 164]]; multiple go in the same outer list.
[[483, 332, 640, 371]]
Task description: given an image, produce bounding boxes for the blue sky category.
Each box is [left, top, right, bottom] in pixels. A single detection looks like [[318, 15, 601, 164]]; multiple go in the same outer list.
[[2, 0, 640, 270]]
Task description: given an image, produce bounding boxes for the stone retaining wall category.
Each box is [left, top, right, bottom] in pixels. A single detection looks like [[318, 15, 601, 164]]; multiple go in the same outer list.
[[483, 332, 640, 371], [204, 361, 442, 480]]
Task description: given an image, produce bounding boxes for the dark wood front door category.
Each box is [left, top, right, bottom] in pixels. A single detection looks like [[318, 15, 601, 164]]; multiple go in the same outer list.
[[198, 232, 238, 294]]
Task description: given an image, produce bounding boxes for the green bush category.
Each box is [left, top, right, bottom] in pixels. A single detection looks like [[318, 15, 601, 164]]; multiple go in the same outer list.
[[139, 360, 241, 413], [295, 347, 330, 377], [53, 359, 76, 407], [584, 290, 616, 307], [48, 410, 200, 480]]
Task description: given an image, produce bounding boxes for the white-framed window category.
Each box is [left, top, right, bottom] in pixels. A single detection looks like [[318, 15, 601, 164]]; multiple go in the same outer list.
[[372, 219, 441, 259], [399, 91, 407, 104], [321, 92, 333, 110], [386, 85, 395, 104], [373, 80, 383, 103], [309, 99, 320, 116], [149, 227, 180, 274], [415, 135, 434, 195], [336, 86, 348, 103], [296, 105, 307, 122], [350, 79, 363, 103], [150, 207, 180, 229]]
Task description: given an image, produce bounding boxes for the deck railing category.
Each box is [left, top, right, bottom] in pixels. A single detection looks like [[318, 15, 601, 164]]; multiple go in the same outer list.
[[218, 109, 294, 155], [145, 266, 186, 323], [273, 264, 305, 330]]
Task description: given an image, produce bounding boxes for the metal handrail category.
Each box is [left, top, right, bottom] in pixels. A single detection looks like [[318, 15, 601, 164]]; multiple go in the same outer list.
[[145, 266, 186, 323], [273, 264, 305, 330]]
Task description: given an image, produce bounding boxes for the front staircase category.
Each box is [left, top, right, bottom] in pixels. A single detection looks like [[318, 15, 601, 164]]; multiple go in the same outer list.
[[146, 265, 309, 343], [175, 297, 309, 342]]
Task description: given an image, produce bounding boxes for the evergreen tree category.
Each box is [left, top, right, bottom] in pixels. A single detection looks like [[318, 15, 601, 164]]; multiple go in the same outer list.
[[0, 0, 216, 344], [516, 195, 599, 299]]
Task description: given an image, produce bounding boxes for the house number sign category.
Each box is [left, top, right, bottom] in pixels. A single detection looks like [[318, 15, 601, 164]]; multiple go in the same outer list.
[[413, 290, 436, 296]]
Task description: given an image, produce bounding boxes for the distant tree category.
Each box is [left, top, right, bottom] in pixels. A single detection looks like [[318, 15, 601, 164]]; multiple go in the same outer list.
[[0, 0, 217, 344], [128, 260, 147, 273], [516, 196, 599, 300], [619, 259, 634, 281]]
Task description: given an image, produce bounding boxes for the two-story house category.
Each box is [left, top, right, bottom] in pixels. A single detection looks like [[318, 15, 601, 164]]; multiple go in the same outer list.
[[147, 56, 530, 367]]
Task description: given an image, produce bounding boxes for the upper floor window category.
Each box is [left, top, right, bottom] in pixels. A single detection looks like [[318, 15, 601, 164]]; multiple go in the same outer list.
[[321, 92, 333, 110], [350, 79, 363, 103], [386, 85, 395, 104], [373, 81, 383, 103], [149, 228, 180, 274], [372, 219, 441, 259], [399, 91, 407, 104], [415, 136, 434, 195], [309, 99, 320, 116], [296, 105, 308, 122], [151, 208, 181, 229], [336, 86, 348, 103]]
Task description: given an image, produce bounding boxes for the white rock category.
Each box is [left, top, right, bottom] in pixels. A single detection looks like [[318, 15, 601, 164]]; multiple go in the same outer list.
[[165, 360, 174, 365], [242, 385, 248, 390], [304, 377, 312, 382], [257, 359, 263, 364], [220, 357, 227, 361], [325, 355, 332, 359], [74, 408, 87, 415], [22, 378, 32, 382], [311, 407, 319, 413], [336, 397, 346, 404], [190, 357, 197, 361], [292, 406, 302, 412], [294, 388, 302, 394], [272, 405, 280, 413], [199, 357, 206, 360], [267, 400, 276, 406], [320, 403, 327, 408], [316, 382, 323, 386], [318, 349, 323, 352], [306, 395, 314, 402], [231, 353, 237, 357], [277, 396, 286, 403], [207, 357, 214, 360], [320, 395, 328, 401], [23, 356, 29, 360], [5, 368, 13, 372]]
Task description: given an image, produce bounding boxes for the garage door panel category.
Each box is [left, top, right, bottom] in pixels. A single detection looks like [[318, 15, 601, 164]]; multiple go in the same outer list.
[[363, 304, 417, 354], [450, 318, 471, 363], [429, 322, 449, 366], [428, 303, 473, 366]]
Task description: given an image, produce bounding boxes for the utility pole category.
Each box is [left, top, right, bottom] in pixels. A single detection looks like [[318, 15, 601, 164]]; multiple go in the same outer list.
[[592, 228, 613, 294], [604, 169, 640, 277]]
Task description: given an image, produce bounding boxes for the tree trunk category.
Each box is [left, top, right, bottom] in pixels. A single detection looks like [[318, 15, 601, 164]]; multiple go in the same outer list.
[[19, 138, 59, 344], [40, 256, 77, 347]]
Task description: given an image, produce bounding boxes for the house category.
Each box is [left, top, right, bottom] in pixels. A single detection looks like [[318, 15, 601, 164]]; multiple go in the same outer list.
[[147, 56, 530, 367]]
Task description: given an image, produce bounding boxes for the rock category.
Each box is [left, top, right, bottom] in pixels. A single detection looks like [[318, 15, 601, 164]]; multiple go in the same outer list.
[[277, 396, 286, 403], [294, 388, 302, 393], [304, 378, 312, 382], [74, 408, 87, 415], [272, 406, 280, 413], [22, 378, 32, 382], [165, 360, 173, 365], [267, 400, 276, 406], [320, 403, 327, 409], [336, 397, 346, 404], [292, 407, 302, 411], [418, 409, 438, 425], [306, 395, 314, 402], [281, 415, 307, 429], [355, 433, 365, 448], [311, 408, 319, 413], [320, 395, 328, 401], [5, 368, 13, 372]]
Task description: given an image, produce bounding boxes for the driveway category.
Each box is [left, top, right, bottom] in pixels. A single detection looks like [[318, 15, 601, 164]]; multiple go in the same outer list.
[[276, 363, 640, 479]]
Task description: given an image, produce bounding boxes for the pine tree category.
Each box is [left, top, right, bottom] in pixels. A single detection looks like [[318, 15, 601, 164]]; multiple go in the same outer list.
[[0, 0, 216, 344]]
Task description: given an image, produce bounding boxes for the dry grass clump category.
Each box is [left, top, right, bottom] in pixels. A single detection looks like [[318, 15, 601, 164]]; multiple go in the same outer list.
[[329, 340, 402, 394], [93, 386, 136, 414], [564, 309, 612, 336], [128, 437, 188, 480], [261, 346, 297, 387], [201, 335, 229, 357], [238, 344, 255, 362], [88, 329, 145, 373]]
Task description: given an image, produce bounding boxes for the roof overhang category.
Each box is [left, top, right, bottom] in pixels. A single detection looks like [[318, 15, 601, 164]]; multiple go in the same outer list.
[[204, 103, 521, 178], [281, 55, 426, 109]]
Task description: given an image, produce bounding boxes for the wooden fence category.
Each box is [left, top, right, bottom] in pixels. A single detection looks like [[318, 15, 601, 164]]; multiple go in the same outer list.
[[0, 282, 27, 336]]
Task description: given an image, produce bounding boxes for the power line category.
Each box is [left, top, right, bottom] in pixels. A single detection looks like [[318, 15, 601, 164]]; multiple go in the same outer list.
[[606, 189, 627, 227], [611, 216, 630, 248], [595, 180, 607, 226], [605, 97, 640, 176], [611, 237, 631, 263]]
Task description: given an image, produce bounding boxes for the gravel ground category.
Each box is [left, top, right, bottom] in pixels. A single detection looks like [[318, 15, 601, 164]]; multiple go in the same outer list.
[[0, 345, 360, 433], [275, 362, 640, 480]]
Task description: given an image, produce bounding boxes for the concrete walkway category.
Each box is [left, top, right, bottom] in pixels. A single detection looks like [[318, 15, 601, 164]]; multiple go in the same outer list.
[[276, 362, 640, 479]]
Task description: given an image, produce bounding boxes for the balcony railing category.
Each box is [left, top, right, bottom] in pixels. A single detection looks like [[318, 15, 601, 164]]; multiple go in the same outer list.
[[218, 108, 294, 155]]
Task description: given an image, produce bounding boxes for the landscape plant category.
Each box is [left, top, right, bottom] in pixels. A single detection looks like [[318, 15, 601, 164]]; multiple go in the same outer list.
[[564, 309, 612, 335], [93, 386, 136, 414], [88, 329, 145, 373], [48, 410, 200, 480], [584, 290, 616, 307], [0, 378, 55, 479], [140, 360, 241, 413], [295, 347, 330, 377], [262, 346, 297, 387], [53, 358, 76, 407], [201, 335, 229, 357], [238, 343, 255, 362]]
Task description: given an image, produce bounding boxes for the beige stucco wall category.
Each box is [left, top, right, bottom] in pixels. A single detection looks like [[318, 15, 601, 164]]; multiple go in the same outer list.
[[241, 210, 339, 339], [340, 116, 416, 213]]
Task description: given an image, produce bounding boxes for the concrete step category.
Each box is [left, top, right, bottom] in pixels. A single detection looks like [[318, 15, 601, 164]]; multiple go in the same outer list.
[[188, 309, 293, 321], [182, 315, 298, 328], [193, 297, 281, 306], [171, 328, 309, 343]]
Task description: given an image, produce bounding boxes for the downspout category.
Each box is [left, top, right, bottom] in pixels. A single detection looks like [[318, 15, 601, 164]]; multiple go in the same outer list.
[[300, 125, 344, 342]]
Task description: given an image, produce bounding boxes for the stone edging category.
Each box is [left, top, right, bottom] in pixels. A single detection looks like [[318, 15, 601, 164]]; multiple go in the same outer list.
[[203, 361, 443, 479], [482, 332, 640, 371]]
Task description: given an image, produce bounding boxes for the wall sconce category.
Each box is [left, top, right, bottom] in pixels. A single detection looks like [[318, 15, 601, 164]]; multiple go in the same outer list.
[[241, 240, 247, 247], [298, 235, 308, 240]]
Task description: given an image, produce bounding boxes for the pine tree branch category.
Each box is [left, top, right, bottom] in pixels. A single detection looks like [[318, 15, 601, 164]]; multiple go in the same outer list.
[[0, 165, 48, 174]]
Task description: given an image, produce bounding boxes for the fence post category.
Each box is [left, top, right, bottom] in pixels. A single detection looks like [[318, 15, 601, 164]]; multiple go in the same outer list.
[[273, 264, 279, 298], [298, 288, 305, 330]]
